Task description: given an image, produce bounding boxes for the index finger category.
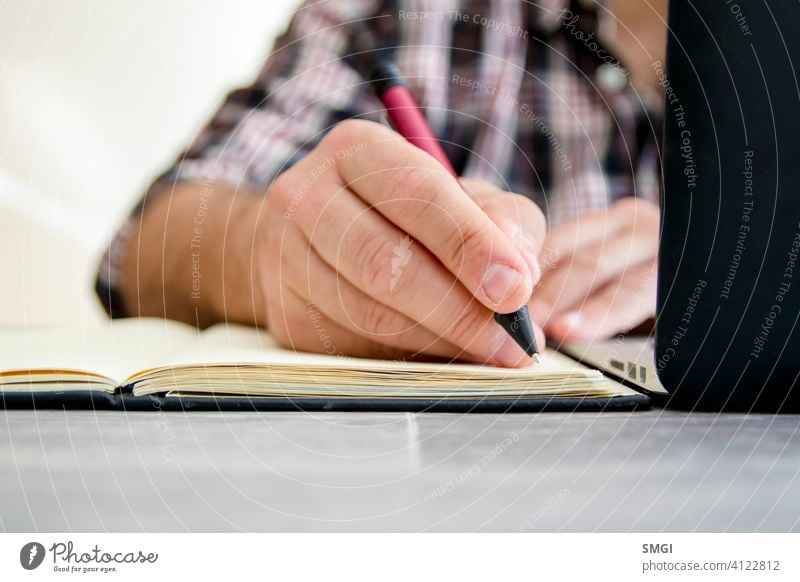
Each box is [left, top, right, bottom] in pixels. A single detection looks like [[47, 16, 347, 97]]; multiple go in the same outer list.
[[326, 120, 533, 314]]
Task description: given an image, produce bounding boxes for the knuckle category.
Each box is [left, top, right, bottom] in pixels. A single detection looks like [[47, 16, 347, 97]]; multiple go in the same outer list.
[[325, 119, 362, 147], [267, 172, 297, 213], [355, 233, 398, 297], [324, 119, 382, 151], [442, 221, 490, 272], [472, 178, 497, 191], [360, 301, 407, 337], [460, 178, 496, 201], [489, 212, 519, 235], [503, 193, 546, 234], [614, 196, 638, 212], [519, 194, 547, 234], [384, 164, 452, 227], [386, 164, 440, 204]]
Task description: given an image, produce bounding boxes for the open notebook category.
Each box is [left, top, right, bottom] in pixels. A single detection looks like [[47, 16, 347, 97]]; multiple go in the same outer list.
[[0, 318, 648, 412]]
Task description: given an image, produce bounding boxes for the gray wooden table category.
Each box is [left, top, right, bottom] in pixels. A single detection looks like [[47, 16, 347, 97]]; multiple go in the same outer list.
[[1, 410, 799, 531]]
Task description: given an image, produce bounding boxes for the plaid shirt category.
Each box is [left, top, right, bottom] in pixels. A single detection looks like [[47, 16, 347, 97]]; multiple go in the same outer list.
[[97, 0, 663, 317]]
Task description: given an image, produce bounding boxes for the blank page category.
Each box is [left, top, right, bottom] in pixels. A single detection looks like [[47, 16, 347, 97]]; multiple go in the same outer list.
[[0, 317, 199, 385]]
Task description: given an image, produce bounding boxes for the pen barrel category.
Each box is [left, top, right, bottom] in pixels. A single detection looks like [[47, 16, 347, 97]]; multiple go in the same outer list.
[[369, 60, 538, 359], [379, 85, 458, 178]]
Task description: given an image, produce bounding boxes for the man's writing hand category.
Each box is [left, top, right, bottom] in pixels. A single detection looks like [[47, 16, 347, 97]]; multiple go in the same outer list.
[[257, 120, 547, 366]]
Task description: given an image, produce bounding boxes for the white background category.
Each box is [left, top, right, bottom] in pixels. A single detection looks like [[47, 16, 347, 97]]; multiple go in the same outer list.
[[0, 0, 301, 326]]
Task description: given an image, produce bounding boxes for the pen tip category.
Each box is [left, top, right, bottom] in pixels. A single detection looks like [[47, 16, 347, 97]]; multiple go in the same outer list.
[[533, 353, 541, 364], [493, 306, 540, 361]]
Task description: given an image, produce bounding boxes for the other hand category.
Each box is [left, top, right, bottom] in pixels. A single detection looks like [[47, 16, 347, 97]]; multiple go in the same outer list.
[[529, 197, 659, 341]]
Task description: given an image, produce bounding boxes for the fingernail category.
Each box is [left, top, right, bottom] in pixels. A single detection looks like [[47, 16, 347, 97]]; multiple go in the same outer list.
[[481, 263, 528, 306]]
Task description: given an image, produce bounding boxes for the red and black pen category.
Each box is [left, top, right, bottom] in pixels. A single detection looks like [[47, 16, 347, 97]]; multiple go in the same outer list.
[[369, 60, 540, 363]]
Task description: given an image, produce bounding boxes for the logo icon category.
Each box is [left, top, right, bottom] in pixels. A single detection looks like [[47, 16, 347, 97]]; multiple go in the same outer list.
[[20, 542, 45, 570]]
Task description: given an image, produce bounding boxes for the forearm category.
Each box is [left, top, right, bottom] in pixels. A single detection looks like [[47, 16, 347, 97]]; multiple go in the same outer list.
[[119, 181, 268, 328]]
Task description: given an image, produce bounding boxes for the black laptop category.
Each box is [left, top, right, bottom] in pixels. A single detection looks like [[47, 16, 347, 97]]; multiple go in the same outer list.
[[563, 0, 800, 412]]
